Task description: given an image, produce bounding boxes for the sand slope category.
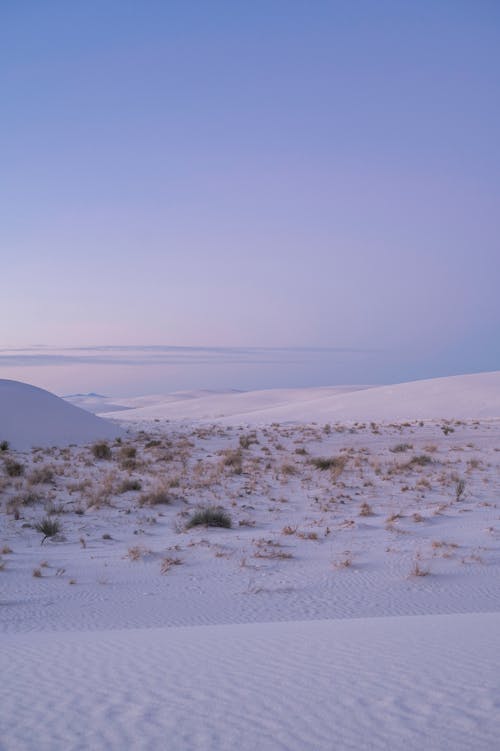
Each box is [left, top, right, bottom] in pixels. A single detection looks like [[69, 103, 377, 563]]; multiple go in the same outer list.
[[0, 379, 122, 450], [103, 372, 500, 424], [2, 613, 498, 751]]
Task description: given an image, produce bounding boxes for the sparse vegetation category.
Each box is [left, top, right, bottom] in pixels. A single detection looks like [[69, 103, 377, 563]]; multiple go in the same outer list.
[[139, 488, 174, 506], [160, 556, 183, 574], [186, 507, 232, 529], [454, 477, 466, 501], [34, 516, 61, 541], [118, 478, 142, 493], [310, 456, 346, 473], [28, 465, 55, 484], [4, 458, 24, 477], [92, 442, 112, 460], [390, 443, 413, 453]]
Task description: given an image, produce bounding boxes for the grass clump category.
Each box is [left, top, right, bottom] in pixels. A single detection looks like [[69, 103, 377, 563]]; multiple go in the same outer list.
[[408, 454, 433, 467], [239, 433, 258, 449], [138, 488, 174, 506], [455, 477, 466, 502], [4, 458, 24, 477], [186, 507, 232, 529], [34, 516, 60, 541], [28, 465, 55, 484], [91, 442, 112, 460], [119, 445, 137, 460], [390, 443, 413, 453], [222, 449, 243, 474], [310, 456, 347, 474], [118, 478, 142, 493]]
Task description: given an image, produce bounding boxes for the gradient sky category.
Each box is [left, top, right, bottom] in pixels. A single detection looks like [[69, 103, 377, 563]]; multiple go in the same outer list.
[[1, 1, 499, 394]]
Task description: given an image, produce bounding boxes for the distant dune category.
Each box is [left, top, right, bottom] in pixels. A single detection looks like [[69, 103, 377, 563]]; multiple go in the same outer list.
[[0, 379, 123, 450], [100, 372, 500, 425]]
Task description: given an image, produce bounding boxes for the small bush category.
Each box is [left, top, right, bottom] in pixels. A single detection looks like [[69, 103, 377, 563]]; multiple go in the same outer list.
[[390, 443, 413, 453], [0, 440, 9, 452], [28, 465, 55, 484], [186, 507, 232, 529], [4, 458, 24, 477], [120, 445, 137, 460], [408, 454, 433, 467], [34, 516, 60, 540], [118, 479, 142, 493], [92, 442, 112, 460], [441, 425, 455, 436], [145, 439, 161, 449], [9, 490, 40, 507], [139, 488, 174, 506], [310, 456, 346, 473], [222, 449, 243, 474], [239, 433, 258, 449]]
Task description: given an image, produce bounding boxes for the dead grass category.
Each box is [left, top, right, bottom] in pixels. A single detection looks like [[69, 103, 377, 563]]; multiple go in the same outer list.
[[126, 546, 151, 561], [139, 487, 175, 506], [160, 556, 183, 574], [28, 465, 55, 485]]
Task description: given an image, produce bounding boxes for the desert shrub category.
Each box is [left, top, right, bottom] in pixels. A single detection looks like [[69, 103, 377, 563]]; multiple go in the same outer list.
[[118, 478, 142, 493], [408, 454, 433, 467], [138, 488, 174, 506], [239, 433, 258, 449], [310, 456, 346, 472], [390, 443, 413, 453], [222, 449, 243, 474], [119, 445, 137, 460], [28, 465, 55, 484], [120, 458, 137, 471], [92, 442, 112, 460], [9, 490, 40, 507], [34, 516, 60, 539], [186, 507, 232, 529], [441, 425, 455, 435], [0, 440, 9, 452], [4, 458, 24, 477]]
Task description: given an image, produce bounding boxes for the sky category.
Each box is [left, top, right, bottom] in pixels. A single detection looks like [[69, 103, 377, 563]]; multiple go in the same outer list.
[[1, 1, 499, 395]]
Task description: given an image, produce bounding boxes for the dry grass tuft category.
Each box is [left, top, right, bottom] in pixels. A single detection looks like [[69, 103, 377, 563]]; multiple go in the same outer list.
[[139, 487, 175, 506], [160, 556, 183, 574]]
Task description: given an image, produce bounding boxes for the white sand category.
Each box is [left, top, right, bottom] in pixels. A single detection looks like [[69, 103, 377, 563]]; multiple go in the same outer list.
[[2, 614, 499, 751], [100, 372, 500, 424], [0, 380, 122, 450], [1, 372, 500, 749]]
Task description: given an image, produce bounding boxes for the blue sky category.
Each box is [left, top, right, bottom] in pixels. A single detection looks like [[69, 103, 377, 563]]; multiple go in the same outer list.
[[1, 1, 499, 394]]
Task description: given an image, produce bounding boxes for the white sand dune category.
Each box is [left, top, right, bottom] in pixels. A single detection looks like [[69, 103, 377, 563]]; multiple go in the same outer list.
[[2, 613, 499, 751], [65, 388, 244, 414], [104, 372, 500, 424], [0, 379, 122, 450], [102, 384, 372, 422], [2, 372, 500, 750]]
